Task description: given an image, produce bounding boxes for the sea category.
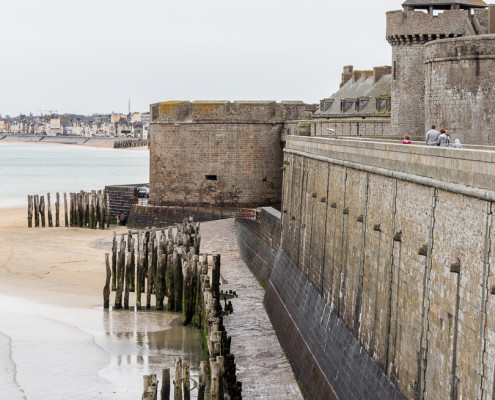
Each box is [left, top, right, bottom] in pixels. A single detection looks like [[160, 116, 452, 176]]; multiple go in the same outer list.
[[0, 142, 205, 399], [0, 142, 149, 208]]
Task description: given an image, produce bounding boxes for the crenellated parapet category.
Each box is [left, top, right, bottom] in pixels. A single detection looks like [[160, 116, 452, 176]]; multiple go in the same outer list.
[[386, 9, 474, 45], [150, 100, 307, 124]]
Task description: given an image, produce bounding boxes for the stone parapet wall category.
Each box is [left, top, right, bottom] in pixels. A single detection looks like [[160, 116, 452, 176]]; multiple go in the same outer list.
[[150, 100, 306, 124], [127, 203, 237, 229], [425, 34, 495, 145], [286, 136, 495, 194], [386, 9, 473, 40], [275, 136, 495, 399], [311, 118, 391, 137]]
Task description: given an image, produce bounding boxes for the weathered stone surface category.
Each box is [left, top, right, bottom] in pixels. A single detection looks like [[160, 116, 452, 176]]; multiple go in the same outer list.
[[200, 218, 303, 400]]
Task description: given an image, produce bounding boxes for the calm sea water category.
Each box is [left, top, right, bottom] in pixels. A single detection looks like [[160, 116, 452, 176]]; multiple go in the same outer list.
[[0, 142, 150, 208]]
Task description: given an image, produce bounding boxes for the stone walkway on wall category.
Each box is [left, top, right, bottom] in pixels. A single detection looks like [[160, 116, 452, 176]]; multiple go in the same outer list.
[[200, 218, 303, 400]]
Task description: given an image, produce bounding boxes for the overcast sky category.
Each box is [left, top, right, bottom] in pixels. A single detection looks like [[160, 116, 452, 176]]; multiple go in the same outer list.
[[0, 0, 400, 116]]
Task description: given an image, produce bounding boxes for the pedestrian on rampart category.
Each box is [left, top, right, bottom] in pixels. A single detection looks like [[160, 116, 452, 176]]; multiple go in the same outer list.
[[453, 139, 462, 148], [437, 129, 450, 147], [402, 135, 412, 144], [426, 125, 440, 146]]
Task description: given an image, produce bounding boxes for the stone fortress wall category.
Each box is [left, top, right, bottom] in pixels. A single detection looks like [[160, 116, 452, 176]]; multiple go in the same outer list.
[[425, 34, 495, 145], [149, 100, 307, 207], [235, 135, 495, 399]]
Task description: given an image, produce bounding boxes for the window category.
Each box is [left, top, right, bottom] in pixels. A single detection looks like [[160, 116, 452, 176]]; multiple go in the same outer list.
[[205, 175, 217, 181]]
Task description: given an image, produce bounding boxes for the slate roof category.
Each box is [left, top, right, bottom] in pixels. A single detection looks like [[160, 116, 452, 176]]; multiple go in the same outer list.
[[402, 0, 486, 8], [315, 75, 392, 117]]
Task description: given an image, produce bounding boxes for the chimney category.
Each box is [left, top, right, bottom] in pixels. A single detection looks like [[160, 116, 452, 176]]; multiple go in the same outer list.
[[340, 65, 353, 87], [374, 66, 392, 83], [489, 5, 495, 34]]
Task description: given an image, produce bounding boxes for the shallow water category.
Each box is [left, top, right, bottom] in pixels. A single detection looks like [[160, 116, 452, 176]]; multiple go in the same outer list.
[[0, 295, 204, 399], [0, 142, 149, 208]]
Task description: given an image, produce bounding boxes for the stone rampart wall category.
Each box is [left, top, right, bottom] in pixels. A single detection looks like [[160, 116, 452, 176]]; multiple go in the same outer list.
[[273, 136, 495, 399], [150, 122, 285, 207], [425, 34, 495, 145]]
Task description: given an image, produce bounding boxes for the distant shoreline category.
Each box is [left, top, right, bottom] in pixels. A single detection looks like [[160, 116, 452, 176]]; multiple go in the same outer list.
[[0, 135, 148, 150]]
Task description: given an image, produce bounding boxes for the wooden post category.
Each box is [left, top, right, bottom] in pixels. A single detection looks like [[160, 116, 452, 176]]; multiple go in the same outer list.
[[104, 253, 111, 309], [211, 358, 220, 400], [69, 193, 74, 227], [115, 250, 125, 309], [182, 260, 194, 325], [147, 241, 153, 309], [161, 368, 170, 400], [167, 254, 175, 311], [173, 357, 182, 400], [47, 193, 53, 227], [130, 238, 136, 292], [155, 248, 165, 311], [173, 250, 183, 312], [40, 195, 46, 227], [183, 360, 190, 400], [106, 192, 110, 228], [34, 195, 39, 227], [112, 232, 117, 291], [55, 192, 60, 227], [216, 356, 224, 399], [198, 361, 206, 400], [142, 374, 158, 400], [124, 251, 131, 309], [136, 251, 143, 310], [27, 195, 33, 228]]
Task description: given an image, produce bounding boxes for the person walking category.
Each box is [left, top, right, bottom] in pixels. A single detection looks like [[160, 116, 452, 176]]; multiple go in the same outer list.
[[426, 125, 440, 146], [437, 129, 450, 147]]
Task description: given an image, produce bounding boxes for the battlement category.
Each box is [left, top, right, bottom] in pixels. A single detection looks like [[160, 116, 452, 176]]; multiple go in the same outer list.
[[386, 9, 475, 43], [150, 100, 307, 124]]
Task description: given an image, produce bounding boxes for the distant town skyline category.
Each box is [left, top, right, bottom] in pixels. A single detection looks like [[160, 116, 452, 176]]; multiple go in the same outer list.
[[1, 0, 399, 116]]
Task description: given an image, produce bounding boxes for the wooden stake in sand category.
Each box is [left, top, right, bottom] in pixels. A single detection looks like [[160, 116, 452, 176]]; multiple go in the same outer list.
[[47, 193, 53, 227], [40, 195, 46, 227], [111, 232, 117, 291], [27, 195, 33, 228], [161, 368, 170, 400], [124, 251, 131, 309], [103, 253, 111, 309], [142, 374, 158, 400], [55, 192, 60, 227], [34, 195, 39, 227], [64, 192, 68, 227]]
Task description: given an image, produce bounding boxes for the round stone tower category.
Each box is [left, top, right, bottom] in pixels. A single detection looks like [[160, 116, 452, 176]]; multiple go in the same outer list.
[[386, 0, 487, 138]]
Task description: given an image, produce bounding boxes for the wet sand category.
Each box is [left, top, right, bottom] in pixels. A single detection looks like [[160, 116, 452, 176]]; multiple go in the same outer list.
[[0, 207, 203, 399], [1, 138, 148, 150]]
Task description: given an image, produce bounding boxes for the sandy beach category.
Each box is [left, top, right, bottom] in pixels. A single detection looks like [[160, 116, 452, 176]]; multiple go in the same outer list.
[[1, 138, 148, 150], [0, 207, 203, 400]]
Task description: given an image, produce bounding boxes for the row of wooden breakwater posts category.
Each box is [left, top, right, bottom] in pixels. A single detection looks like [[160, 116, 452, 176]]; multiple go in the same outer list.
[[27, 190, 109, 229], [101, 217, 242, 399]]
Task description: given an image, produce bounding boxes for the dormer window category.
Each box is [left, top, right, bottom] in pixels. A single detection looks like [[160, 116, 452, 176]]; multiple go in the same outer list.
[[319, 99, 334, 112], [341, 99, 354, 112], [356, 97, 369, 111]]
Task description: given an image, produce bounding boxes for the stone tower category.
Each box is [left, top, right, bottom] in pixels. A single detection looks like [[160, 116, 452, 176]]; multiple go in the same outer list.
[[386, 0, 487, 138]]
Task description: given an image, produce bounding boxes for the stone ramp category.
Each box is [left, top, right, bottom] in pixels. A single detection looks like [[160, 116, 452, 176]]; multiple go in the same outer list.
[[200, 218, 303, 400]]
